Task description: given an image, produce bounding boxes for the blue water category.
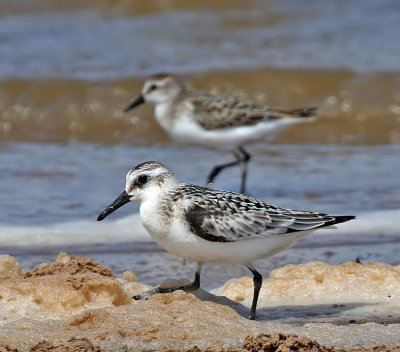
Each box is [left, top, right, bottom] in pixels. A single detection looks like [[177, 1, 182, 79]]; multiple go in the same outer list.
[[0, 142, 399, 227], [0, 0, 399, 80]]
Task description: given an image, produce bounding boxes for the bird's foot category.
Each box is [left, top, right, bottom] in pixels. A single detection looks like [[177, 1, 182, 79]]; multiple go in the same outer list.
[[133, 280, 200, 300], [132, 286, 183, 300]]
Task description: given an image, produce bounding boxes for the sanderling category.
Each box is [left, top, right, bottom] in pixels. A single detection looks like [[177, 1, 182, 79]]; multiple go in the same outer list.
[[97, 161, 354, 320], [124, 73, 317, 193]]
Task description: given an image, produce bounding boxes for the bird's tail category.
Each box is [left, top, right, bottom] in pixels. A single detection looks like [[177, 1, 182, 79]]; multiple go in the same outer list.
[[332, 215, 356, 225], [269, 106, 318, 119]]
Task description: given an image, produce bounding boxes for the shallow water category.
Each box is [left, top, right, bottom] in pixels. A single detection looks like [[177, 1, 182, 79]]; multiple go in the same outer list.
[[1, 69, 399, 144], [0, 142, 399, 227], [0, 0, 399, 79], [0, 0, 399, 295]]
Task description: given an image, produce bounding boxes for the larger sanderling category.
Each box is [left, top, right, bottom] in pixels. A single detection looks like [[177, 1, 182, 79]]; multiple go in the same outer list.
[[97, 161, 354, 320], [124, 74, 317, 194]]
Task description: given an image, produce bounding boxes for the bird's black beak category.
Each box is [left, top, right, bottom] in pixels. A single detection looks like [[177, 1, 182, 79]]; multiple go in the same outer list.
[[124, 94, 145, 112], [97, 191, 131, 221]]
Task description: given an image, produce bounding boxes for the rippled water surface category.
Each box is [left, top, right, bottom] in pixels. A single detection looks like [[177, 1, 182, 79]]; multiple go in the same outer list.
[[1, 0, 399, 79], [0, 142, 399, 226]]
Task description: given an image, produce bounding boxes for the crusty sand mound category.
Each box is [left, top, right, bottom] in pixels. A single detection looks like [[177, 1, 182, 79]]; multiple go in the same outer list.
[[1, 253, 400, 351], [214, 261, 400, 307], [0, 252, 145, 321], [2, 333, 400, 352]]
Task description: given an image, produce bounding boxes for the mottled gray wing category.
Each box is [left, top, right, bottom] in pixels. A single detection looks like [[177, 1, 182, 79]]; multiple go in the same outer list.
[[185, 92, 316, 130], [183, 190, 338, 243]]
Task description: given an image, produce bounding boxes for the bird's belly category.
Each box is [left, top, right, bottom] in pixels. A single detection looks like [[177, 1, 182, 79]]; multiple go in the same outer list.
[[168, 120, 292, 152], [148, 223, 306, 265], [140, 202, 309, 265]]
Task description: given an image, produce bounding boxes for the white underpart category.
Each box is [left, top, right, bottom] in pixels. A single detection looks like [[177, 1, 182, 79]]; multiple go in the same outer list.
[[155, 101, 303, 152], [139, 184, 310, 265]]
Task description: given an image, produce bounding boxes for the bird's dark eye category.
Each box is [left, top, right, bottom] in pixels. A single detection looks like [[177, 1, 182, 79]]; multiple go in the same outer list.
[[137, 175, 148, 186], [149, 84, 157, 91]]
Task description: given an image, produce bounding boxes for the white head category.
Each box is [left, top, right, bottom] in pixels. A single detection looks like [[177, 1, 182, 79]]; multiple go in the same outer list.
[[97, 161, 178, 221], [124, 74, 186, 112]]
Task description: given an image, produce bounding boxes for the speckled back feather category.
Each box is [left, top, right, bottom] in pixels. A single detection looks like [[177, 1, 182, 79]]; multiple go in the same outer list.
[[165, 184, 349, 243], [178, 91, 316, 130]]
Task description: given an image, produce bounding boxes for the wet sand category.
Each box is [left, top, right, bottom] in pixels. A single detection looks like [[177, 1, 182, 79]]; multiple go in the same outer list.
[[1, 253, 400, 351]]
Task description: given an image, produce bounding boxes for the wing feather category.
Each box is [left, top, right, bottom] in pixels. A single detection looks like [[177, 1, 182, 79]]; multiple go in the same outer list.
[[181, 186, 339, 243], [183, 92, 315, 130]]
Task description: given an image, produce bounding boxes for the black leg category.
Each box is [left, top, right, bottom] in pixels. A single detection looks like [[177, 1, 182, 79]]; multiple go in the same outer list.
[[237, 147, 251, 194], [206, 147, 251, 194], [133, 263, 202, 300], [247, 265, 262, 320], [206, 157, 242, 185]]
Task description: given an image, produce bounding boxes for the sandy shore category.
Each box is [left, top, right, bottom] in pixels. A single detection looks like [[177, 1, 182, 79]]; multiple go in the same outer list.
[[0, 253, 400, 351]]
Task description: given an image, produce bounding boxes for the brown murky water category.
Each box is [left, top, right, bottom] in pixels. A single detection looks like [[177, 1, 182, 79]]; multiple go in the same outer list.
[[1, 69, 400, 145]]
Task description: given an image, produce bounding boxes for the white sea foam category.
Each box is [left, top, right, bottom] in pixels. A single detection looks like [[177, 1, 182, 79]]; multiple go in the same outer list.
[[0, 214, 148, 248], [0, 209, 399, 249], [305, 209, 400, 245]]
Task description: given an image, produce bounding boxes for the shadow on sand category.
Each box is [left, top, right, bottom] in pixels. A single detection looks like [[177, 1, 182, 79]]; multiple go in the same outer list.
[[193, 289, 399, 324]]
